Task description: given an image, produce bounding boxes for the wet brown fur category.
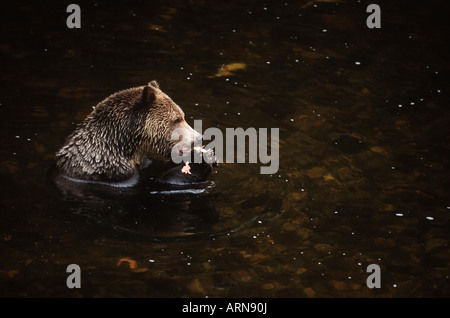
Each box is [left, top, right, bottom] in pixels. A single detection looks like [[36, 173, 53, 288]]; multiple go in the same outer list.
[[56, 81, 187, 183]]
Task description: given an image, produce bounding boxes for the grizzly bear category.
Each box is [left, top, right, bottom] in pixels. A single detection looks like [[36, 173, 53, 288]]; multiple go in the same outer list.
[[55, 81, 211, 187]]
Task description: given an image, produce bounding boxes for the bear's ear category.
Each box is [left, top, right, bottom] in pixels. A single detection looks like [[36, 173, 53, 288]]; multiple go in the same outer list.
[[142, 84, 156, 105], [149, 80, 159, 89]]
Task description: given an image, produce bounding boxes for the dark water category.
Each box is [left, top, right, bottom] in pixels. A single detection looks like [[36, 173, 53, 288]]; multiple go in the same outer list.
[[1, 0, 449, 297]]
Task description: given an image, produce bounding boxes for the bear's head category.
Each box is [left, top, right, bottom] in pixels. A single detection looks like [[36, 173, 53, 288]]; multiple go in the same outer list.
[[137, 81, 202, 162]]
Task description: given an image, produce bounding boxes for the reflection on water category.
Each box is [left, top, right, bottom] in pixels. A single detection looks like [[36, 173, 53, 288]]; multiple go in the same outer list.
[[1, 0, 449, 297]]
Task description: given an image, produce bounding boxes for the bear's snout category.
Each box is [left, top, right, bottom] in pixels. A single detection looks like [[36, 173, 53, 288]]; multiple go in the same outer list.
[[193, 129, 203, 143], [178, 122, 202, 145]]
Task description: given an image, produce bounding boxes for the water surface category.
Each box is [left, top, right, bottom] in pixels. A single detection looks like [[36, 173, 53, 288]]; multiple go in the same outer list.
[[1, 0, 449, 297]]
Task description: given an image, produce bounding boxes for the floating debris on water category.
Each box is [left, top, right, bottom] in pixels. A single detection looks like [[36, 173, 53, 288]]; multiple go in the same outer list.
[[209, 63, 247, 78]]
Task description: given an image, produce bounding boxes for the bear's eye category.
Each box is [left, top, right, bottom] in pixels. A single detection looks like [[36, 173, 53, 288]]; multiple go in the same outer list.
[[173, 118, 182, 124]]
